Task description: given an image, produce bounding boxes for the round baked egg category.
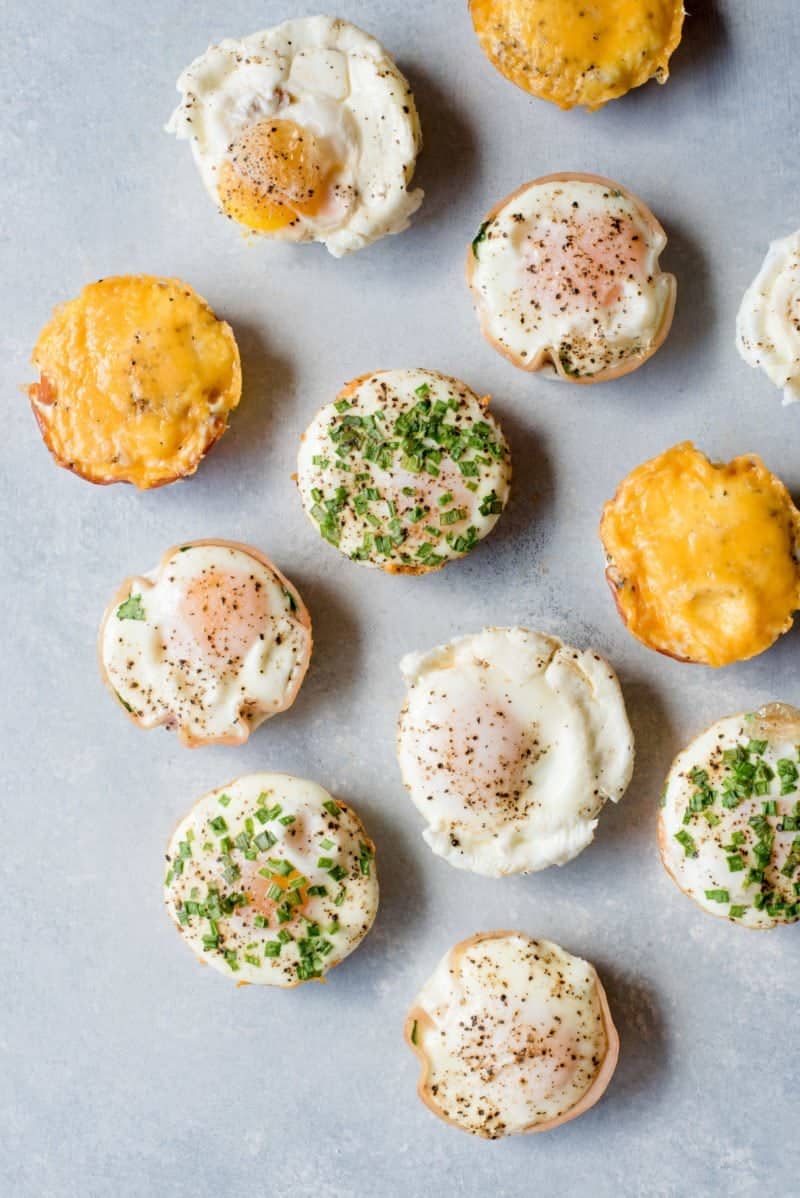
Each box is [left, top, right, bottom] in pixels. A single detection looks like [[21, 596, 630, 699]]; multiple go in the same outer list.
[[165, 773, 378, 985], [469, 0, 684, 111], [396, 628, 634, 876], [167, 16, 423, 257], [468, 174, 676, 384], [659, 703, 800, 929], [737, 229, 800, 404], [600, 442, 800, 667], [296, 370, 511, 573], [99, 541, 311, 747], [405, 931, 619, 1138], [28, 276, 241, 488]]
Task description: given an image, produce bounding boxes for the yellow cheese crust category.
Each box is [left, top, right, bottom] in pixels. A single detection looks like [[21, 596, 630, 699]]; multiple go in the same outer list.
[[29, 275, 241, 489], [469, 0, 685, 111], [600, 443, 800, 667]]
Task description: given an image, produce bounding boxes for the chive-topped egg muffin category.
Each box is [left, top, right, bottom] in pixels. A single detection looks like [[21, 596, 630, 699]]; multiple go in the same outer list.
[[165, 774, 378, 985], [28, 276, 241, 488], [468, 174, 676, 384], [405, 932, 619, 1138], [469, 0, 684, 111], [296, 370, 511, 573], [167, 16, 423, 257], [600, 443, 800, 666], [660, 704, 800, 928], [396, 628, 634, 875], [737, 228, 800, 404], [99, 541, 311, 747]]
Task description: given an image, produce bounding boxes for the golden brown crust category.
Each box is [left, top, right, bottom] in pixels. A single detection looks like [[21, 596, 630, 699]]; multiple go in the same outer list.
[[403, 930, 619, 1137], [469, 0, 685, 111], [466, 174, 676, 385], [97, 539, 312, 748], [28, 276, 241, 489], [600, 444, 800, 667]]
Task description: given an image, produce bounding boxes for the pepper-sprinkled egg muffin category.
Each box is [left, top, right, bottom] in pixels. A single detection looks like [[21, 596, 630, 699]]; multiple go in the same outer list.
[[167, 16, 423, 257], [396, 628, 633, 876], [468, 175, 675, 384], [28, 276, 241, 488], [297, 370, 511, 573], [99, 541, 311, 747], [659, 703, 800, 929], [600, 442, 800, 667], [737, 229, 800, 405], [405, 932, 618, 1138], [165, 774, 378, 985], [469, 0, 684, 111]]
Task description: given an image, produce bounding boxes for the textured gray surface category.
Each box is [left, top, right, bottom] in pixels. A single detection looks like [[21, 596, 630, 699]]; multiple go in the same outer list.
[[2, 2, 799, 1196]]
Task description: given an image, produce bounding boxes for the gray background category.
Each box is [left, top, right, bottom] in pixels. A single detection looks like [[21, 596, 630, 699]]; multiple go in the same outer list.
[[2, 3, 798, 1196]]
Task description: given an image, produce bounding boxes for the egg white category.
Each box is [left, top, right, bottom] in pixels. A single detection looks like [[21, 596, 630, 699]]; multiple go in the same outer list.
[[396, 628, 633, 876], [406, 932, 617, 1138], [167, 15, 423, 256], [736, 230, 800, 404], [164, 773, 379, 986], [100, 542, 311, 746]]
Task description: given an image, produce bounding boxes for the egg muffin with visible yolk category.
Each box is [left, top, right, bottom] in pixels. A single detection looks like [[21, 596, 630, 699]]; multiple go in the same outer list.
[[405, 932, 619, 1138], [99, 541, 312, 747], [469, 0, 685, 111], [165, 773, 378, 985], [467, 174, 676, 384], [28, 275, 241, 489], [600, 443, 800, 666]]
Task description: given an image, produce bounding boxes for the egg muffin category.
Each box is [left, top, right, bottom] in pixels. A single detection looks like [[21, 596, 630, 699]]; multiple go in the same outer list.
[[469, 0, 685, 111], [165, 773, 378, 985], [99, 541, 311, 747], [737, 228, 800, 405], [659, 704, 800, 929], [397, 628, 634, 875], [600, 443, 800, 666], [297, 369, 511, 573], [405, 932, 619, 1138], [28, 276, 241, 488], [467, 174, 676, 384]]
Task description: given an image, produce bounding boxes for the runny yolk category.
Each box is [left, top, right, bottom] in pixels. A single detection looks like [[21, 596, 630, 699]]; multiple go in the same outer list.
[[217, 118, 336, 233], [177, 569, 269, 664]]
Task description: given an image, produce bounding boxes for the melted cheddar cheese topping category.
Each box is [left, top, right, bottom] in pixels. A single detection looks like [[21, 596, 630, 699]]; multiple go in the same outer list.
[[29, 275, 241, 489], [469, 0, 685, 111], [600, 443, 800, 667]]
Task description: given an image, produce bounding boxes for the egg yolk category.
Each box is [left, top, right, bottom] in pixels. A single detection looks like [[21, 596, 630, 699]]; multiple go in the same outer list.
[[217, 118, 337, 233], [246, 865, 309, 922], [177, 569, 269, 663], [525, 212, 648, 311]]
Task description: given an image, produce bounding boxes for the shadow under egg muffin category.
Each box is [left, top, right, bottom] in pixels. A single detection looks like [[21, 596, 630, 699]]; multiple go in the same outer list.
[[600, 442, 800, 667], [404, 931, 619, 1138], [467, 173, 676, 384], [166, 15, 423, 257], [396, 628, 634, 876], [28, 275, 241, 488], [659, 703, 800, 929], [296, 369, 511, 573], [469, 0, 684, 111], [164, 773, 378, 986], [99, 540, 311, 747]]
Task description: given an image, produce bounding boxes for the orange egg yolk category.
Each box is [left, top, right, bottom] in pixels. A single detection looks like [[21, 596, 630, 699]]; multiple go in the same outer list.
[[246, 865, 309, 923], [217, 118, 337, 233]]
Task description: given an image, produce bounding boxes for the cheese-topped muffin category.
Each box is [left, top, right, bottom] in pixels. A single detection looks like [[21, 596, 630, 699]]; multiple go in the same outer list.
[[167, 16, 423, 256], [737, 229, 800, 404], [297, 370, 511, 572], [600, 443, 800, 666], [397, 628, 634, 876], [469, 0, 684, 111], [405, 932, 618, 1138], [467, 175, 675, 384], [100, 541, 311, 747], [28, 276, 241, 488], [165, 774, 378, 985], [660, 704, 800, 928]]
